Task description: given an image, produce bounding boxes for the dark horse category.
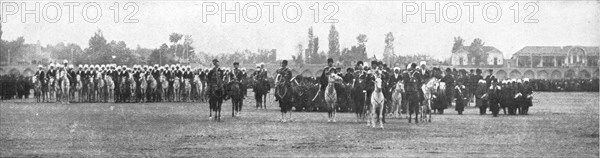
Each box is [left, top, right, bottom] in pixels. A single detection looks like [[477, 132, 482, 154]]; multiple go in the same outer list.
[[209, 84, 226, 121], [352, 79, 367, 122], [226, 81, 244, 117], [254, 79, 270, 109], [275, 82, 295, 122]]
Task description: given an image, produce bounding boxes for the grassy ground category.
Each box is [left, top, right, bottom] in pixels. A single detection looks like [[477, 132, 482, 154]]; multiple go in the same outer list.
[[0, 92, 598, 157]]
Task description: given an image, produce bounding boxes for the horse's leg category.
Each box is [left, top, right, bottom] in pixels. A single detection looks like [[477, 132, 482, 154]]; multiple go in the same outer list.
[[379, 103, 384, 129], [232, 99, 236, 117], [332, 103, 337, 122]]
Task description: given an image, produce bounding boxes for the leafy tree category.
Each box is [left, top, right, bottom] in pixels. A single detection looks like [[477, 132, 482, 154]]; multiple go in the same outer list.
[[357, 34, 368, 46], [452, 36, 464, 53], [468, 38, 485, 65], [169, 33, 183, 61]]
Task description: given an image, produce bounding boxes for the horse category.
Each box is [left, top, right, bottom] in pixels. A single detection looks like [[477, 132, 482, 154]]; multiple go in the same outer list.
[[48, 76, 56, 102], [390, 81, 405, 118], [105, 75, 114, 102], [275, 74, 296, 122], [76, 75, 83, 102], [324, 73, 343, 122], [128, 74, 136, 102], [173, 77, 181, 102], [183, 78, 191, 102], [160, 75, 169, 102], [32, 76, 43, 102], [96, 75, 105, 102], [60, 71, 71, 104], [369, 73, 385, 129], [420, 78, 439, 123], [138, 73, 148, 103], [254, 78, 270, 109], [225, 74, 244, 117], [147, 75, 157, 102], [193, 74, 203, 102], [119, 76, 128, 102], [208, 79, 226, 122]]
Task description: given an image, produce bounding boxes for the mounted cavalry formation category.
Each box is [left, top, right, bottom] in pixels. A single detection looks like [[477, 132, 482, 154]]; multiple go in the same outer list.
[[29, 58, 537, 126]]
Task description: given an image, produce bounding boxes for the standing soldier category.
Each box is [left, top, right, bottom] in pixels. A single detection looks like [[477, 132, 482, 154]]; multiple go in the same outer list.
[[403, 63, 422, 123], [484, 69, 496, 88], [488, 79, 501, 117], [522, 78, 533, 115], [475, 80, 488, 115], [437, 68, 454, 114]]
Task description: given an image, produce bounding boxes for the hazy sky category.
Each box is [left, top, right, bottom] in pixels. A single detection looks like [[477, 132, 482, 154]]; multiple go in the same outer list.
[[2, 1, 599, 60]]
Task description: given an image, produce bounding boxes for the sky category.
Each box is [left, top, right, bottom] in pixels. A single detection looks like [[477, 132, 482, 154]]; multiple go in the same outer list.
[[2, 0, 599, 60]]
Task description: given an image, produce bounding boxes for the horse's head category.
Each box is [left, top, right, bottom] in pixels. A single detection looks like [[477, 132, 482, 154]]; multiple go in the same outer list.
[[374, 77, 383, 92], [396, 81, 405, 92]]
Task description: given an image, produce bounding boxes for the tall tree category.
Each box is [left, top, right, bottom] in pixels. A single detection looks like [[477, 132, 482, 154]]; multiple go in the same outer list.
[[328, 24, 340, 60], [383, 32, 395, 64], [86, 30, 109, 64], [311, 37, 321, 64], [306, 27, 314, 64], [452, 36, 464, 53]]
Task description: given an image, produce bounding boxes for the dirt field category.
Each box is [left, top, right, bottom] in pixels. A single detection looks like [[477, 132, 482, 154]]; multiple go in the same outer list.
[[1, 92, 598, 157]]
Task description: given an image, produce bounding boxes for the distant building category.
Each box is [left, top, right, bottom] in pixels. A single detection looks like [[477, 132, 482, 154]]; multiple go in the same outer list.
[[451, 46, 504, 66], [511, 46, 599, 68]]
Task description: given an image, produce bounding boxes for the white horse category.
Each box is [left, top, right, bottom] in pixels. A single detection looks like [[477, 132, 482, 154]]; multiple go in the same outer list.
[[183, 78, 191, 102], [96, 75, 105, 102], [420, 78, 439, 123], [369, 72, 385, 129], [324, 72, 343, 122], [390, 81, 405, 118], [105, 75, 114, 102], [173, 77, 181, 102], [60, 71, 70, 104], [160, 74, 169, 102], [193, 74, 204, 102], [138, 73, 147, 103]]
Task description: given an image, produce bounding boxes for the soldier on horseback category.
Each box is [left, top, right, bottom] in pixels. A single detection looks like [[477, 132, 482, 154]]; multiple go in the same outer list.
[[251, 63, 270, 109], [275, 60, 294, 122], [207, 59, 225, 121]]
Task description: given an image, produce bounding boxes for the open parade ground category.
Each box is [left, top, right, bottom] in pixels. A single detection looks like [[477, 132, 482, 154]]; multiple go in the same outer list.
[[0, 92, 598, 157]]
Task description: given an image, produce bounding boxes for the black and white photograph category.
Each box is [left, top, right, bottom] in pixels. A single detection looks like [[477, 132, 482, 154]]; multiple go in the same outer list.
[[0, 0, 599, 157]]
